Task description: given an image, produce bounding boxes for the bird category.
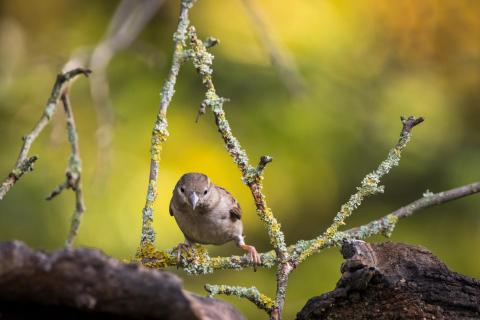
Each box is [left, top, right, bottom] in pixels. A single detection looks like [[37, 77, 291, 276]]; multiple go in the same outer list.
[[169, 172, 261, 268]]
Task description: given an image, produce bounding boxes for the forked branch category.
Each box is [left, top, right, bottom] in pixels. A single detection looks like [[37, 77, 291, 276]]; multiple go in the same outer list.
[[1, 3, 478, 320], [0, 68, 91, 201], [132, 2, 479, 320], [294, 116, 424, 264], [46, 91, 86, 247]]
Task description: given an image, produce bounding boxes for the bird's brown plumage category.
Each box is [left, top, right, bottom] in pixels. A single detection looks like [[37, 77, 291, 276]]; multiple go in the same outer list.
[[169, 172, 260, 266]]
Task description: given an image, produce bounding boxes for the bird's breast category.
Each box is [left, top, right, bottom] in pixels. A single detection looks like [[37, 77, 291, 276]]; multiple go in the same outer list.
[[173, 207, 242, 245]]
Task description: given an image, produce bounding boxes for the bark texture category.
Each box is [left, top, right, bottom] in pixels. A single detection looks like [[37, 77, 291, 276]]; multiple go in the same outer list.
[[0, 241, 244, 320], [297, 241, 480, 320]]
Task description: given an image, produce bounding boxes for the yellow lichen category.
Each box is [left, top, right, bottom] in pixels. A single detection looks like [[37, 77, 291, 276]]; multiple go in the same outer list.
[[258, 293, 276, 311], [134, 242, 176, 268]]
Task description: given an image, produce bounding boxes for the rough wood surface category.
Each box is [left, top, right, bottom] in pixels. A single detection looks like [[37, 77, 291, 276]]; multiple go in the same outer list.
[[296, 241, 480, 320], [0, 241, 244, 320]]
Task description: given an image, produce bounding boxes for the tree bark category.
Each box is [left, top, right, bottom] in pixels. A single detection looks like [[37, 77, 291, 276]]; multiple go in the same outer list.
[[297, 241, 480, 320], [0, 241, 244, 320]]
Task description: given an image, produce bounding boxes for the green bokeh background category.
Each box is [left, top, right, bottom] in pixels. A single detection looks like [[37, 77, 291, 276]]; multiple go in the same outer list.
[[0, 1, 479, 318]]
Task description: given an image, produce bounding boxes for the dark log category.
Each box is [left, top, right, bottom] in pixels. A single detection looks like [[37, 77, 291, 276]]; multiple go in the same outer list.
[[0, 241, 245, 320], [297, 241, 480, 320]]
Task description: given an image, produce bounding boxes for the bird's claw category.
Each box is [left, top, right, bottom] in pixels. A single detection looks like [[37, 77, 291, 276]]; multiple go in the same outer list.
[[240, 244, 261, 272], [176, 243, 190, 269]]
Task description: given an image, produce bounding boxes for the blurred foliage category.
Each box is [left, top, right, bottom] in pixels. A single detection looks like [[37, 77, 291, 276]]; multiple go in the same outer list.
[[0, 1, 479, 318]]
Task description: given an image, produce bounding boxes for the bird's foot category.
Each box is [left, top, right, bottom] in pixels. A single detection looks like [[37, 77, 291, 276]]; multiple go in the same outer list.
[[240, 244, 261, 271], [175, 242, 191, 269]]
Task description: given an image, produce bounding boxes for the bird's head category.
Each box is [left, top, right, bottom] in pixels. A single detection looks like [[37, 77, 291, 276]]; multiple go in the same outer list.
[[175, 172, 212, 211]]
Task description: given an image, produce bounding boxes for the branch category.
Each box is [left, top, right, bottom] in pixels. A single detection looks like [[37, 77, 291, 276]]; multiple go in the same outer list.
[[135, 242, 278, 275], [130, 3, 475, 319], [0, 156, 38, 200], [295, 116, 424, 263], [0, 68, 91, 201], [239, 0, 306, 96], [138, 0, 197, 247], [89, 0, 165, 180], [256, 155, 273, 177], [188, 25, 293, 318], [45, 91, 86, 247], [344, 181, 480, 239], [187, 25, 288, 261], [205, 284, 276, 316], [136, 179, 480, 275]]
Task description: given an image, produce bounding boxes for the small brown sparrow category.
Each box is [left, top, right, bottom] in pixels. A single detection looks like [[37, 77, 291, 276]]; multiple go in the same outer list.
[[169, 172, 260, 266]]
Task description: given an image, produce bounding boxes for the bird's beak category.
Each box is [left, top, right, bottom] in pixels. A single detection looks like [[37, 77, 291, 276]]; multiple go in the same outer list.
[[189, 192, 199, 210]]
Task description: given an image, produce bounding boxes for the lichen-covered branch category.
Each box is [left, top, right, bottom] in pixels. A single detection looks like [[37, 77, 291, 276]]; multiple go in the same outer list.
[[139, 0, 197, 247], [295, 116, 424, 263], [0, 68, 91, 201], [187, 25, 288, 262], [205, 284, 276, 315], [130, 3, 477, 319], [187, 25, 292, 318], [135, 241, 278, 275], [136, 179, 480, 276], [290, 180, 480, 261], [344, 180, 480, 239], [0, 156, 38, 200], [45, 91, 86, 247]]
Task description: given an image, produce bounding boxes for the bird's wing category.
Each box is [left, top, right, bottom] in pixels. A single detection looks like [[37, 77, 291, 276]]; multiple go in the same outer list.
[[216, 185, 242, 221], [229, 205, 242, 221]]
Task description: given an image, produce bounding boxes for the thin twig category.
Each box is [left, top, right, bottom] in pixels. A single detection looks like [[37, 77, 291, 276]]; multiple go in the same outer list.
[[58, 92, 86, 247], [256, 155, 273, 177], [45, 181, 69, 201], [138, 0, 197, 247], [0, 68, 91, 201], [344, 181, 480, 239], [205, 284, 276, 315], [60, 1, 165, 182], [46, 91, 86, 247], [90, 0, 165, 180], [240, 0, 306, 96], [0, 156, 39, 200]]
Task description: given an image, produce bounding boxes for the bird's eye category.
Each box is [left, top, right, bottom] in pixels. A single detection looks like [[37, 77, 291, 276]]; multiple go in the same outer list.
[[180, 187, 185, 193], [203, 189, 208, 195]]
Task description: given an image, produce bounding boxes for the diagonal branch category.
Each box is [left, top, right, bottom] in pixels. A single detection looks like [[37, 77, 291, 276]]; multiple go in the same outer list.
[[295, 116, 424, 264], [0, 68, 91, 201], [0, 156, 39, 201], [187, 25, 288, 261], [188, 25, 290, 319]]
